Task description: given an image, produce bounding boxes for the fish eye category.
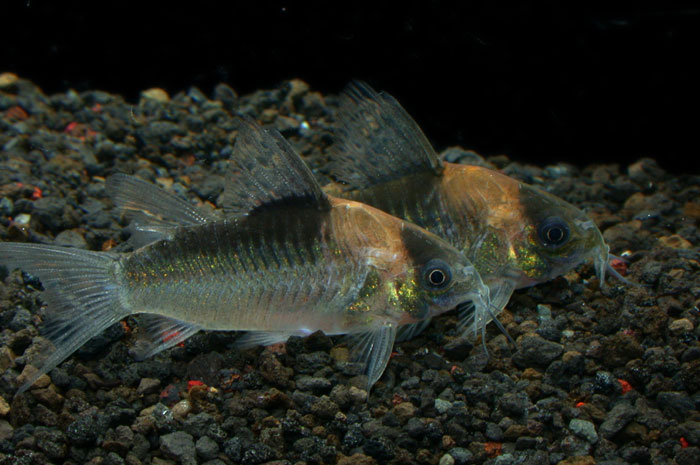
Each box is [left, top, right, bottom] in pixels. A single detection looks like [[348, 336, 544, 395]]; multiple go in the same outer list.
[[422, 259, 452, 289], [538, 217, 570, 247]]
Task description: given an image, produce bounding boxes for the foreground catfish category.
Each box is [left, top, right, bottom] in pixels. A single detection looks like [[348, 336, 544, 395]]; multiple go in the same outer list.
[[326, 83, 626, 340], [1, 119, 491, 394]]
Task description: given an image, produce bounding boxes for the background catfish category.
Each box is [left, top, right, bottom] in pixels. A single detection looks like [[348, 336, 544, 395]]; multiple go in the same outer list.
[[325, 82, 629, 340]]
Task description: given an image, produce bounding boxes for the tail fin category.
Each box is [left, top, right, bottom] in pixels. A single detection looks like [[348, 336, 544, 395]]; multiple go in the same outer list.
[[0, 243, 128, 394]]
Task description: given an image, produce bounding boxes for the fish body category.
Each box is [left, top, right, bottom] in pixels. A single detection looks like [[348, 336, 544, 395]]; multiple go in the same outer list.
[[326, 83, 616, 336], [330, 164, 607, 292], [1, 119, 489, 394], [120, 196, 484, 334]]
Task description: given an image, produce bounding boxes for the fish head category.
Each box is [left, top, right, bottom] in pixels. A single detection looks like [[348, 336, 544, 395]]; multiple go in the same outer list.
[[398, 222, 491, 320], [511, 183, 610, 287]]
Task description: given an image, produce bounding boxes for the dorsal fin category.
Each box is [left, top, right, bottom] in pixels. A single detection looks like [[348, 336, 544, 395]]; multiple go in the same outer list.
[[328, 81, 444, 190], [220, 118, 331, 215]]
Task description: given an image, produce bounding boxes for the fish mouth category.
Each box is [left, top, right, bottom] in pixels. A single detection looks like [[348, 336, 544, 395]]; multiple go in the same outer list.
[[455, 294, 515, 354], [593, 242, 611, 286], [592, 242, 639, 287], [579, 218, 629, 288]]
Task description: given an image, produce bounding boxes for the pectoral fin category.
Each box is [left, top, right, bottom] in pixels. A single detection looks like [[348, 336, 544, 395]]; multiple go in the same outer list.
[[347, 322, 398, 392]]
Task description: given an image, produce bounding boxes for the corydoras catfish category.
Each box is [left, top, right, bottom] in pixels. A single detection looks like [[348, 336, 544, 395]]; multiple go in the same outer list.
[[325, 82, 627, 341], [1, 119, 491, 394]]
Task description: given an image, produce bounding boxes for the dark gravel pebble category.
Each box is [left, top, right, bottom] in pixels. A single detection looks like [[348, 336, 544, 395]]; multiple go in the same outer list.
[[195, 435, 220, 460], [599, 402, 637, 439], [511, 334, 563, 368], [160, 430, 196, 465], [0, 77, 698, 465], [676, 447, 700, 465], [66, 413, 102, 446], [242, 443, 276, 464]]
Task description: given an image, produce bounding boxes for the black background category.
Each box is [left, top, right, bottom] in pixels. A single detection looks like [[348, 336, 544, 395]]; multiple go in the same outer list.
[[3, 1, 699, 173]]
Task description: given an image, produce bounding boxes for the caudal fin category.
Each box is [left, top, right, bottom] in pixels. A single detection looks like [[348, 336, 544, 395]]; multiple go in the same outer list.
[[0, 243, 128, 394]]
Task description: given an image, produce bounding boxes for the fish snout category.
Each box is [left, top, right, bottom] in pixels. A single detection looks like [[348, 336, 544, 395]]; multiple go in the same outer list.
[[460, 264, 491, 308]]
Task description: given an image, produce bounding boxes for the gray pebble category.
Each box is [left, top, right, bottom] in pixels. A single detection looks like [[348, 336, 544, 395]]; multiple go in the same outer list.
[[434, 398, 453, 414], [34, 426, 67, 460], [160, 430, 196, 465], [136, 377, 161, 395], [196, 436, 220, 461], [0, 420, 13, 442], [448, 447, 473, 465], [485, 422, 503, 441], [223, 437, 242, 462], [363, 436, 396, 461], [512, 334, 563, 368], [679, 421, 700, 445], [66, 413, 101, 446], [242, 443, 276, 464], [560, 434, 591, 456], [675, 447, 700, 465], [569, 418, 598, 443], [54, 229, 88, 249], [600, 402, 637, 439], [138, 121, 185, 144], [628, 158, 664, 184], [493, 453, 515, 465], [296, 375, 332, 393], [103, 451, 125, 465], [9, 308, 32, 332], [33, 196, 69, 232], [0, 197, 13, 215], [441, 147, 493, 168], [213, 83, 237, 110], [657, 391, 695, 421], [497, 392, 531, 417], [310, 395, 340, 419]]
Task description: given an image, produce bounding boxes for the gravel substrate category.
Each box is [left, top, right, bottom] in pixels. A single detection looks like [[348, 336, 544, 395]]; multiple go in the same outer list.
[[0, 73, 699, 465]]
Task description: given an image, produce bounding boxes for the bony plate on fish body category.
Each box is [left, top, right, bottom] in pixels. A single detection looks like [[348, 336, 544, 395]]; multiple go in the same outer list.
[[0, 118, 492, 395], [325, 82, 632, 342]]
